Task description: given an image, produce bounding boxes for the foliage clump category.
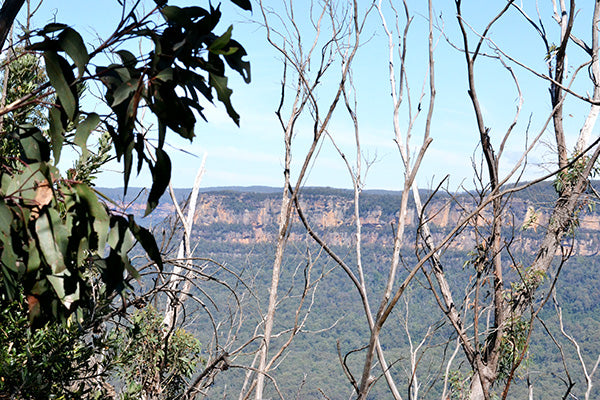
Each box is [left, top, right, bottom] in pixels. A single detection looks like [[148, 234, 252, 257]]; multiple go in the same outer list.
[[111, 305, 204, 399]]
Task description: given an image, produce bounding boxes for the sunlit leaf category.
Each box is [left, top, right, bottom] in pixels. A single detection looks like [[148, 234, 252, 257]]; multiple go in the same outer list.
[[74, 112, 100, 157], [35, 209, 66, 275], [208, 25, 233, 52]]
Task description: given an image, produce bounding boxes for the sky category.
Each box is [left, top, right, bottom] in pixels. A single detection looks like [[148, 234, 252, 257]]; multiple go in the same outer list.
[[17, 0, 599, 192]]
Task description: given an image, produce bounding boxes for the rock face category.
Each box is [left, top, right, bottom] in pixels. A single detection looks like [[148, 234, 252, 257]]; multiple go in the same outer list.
[[109, 185, 600, 255]]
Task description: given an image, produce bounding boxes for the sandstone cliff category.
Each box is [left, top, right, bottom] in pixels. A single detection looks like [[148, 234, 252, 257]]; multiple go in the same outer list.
[[105, 186, 600, 256]]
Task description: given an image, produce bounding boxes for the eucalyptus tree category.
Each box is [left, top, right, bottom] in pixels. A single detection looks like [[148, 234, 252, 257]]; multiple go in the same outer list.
[[0, 0, 250, 397]]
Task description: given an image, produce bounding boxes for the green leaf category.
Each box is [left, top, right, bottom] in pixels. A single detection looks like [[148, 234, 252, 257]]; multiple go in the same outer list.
[[48, 107, 65, 163], [209, 73, 240, 125], [76, 237, 89, 267], [158, 120, 166, 149], [75, 184, 110, 252], [0, 201, 12, 238], [155, 67, 173, 82], [58, 27, 89, 78], [128, 215, 162, 271], [26, 238, 41, 273], [161, 5, 211, 26], [74, 113, 100, 157], [1, 244, 19, 274], [145, 148, 171, 216], [18, 125, 50, 163], [117, 49, 138, 69], [161, 6, 188, 25], [35, 209, 67, 275], [44, 51, 77, 120], [209, 25, 233, 52], [7, 163, 51, 205], [112, 77, 139, 107], [47, 272, 80, 310], [101, 251, 126, 295], [0, 201, 18, 274], [123, 140, 135, 195], [149, 82, 195, 139]]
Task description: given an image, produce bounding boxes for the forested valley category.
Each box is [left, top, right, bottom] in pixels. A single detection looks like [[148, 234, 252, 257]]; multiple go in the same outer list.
[[2, 0, 600, 399], [106, 184, 600, 399]]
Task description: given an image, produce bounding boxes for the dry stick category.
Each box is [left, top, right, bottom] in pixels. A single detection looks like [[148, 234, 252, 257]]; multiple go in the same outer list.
[[148, 159, 207, 397], [550, 0, 576, 168], [500, 248, 572, 400], [328, 18, 403, 394], [575, 0, 600, 153], [358, 1, 436, 397], [455, 3, 524, 398], [374, 133, 600, 368], [251, 3, 327, 396], [339, 70, 404, 398], [0, 25, 12, 133], [253, 1, 368, 398], [551, 290, 600, 400], [163, 154, 207, 330]]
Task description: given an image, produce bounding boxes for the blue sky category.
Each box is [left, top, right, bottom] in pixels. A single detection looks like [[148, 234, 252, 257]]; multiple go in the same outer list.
[[20, 1, 599, 191]]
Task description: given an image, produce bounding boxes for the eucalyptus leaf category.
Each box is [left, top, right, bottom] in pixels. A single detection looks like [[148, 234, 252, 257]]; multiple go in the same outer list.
[[224, 40, 251, 83], [74, 113, 100, 157], [112, 78, 139, 107], [229, 0, 252, 11], [18, 126, 50, 163], [75, 184, 109, 252], [0, 201, 12, 238], [155, 67, 173, 82], [128, 215, 162, 271], [57, 27, 89, 78], [40, 23, 68, 34], [117, 49, 138, 69], [209, 73, 239, 125], [44, 51, 77, 120], [208, 25, 233, 52], [145, 148, 171, 216], [35, 210, 66, 275], [48, 107, 65, 163]]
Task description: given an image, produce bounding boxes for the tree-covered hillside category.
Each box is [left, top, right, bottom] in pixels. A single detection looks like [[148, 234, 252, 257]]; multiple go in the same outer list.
[[113, 183, 600, 399]]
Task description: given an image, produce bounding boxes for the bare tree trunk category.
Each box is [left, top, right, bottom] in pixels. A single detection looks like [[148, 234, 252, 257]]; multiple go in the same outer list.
[[575, 0, 600, 153], [163, 155, 207, 330], [254, 175, 292, 399]]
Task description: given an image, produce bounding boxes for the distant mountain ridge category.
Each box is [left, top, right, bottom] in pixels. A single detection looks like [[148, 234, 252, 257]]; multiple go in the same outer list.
[[95, 181, 600, 256]]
